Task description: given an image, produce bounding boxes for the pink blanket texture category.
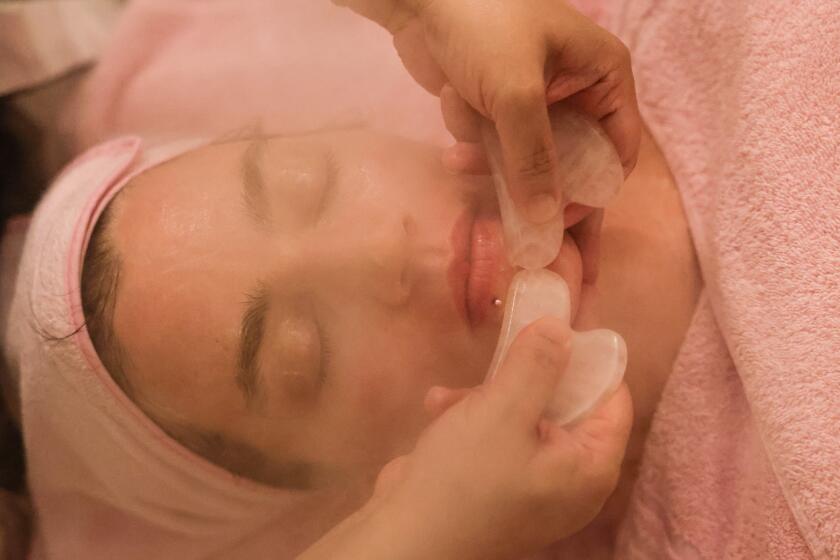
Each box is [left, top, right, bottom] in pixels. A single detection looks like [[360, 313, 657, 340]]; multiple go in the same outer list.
[[604, 1, 840, 558]]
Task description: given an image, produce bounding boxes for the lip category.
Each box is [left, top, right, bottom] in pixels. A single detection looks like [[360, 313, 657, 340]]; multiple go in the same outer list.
[[465, 209, 505, 328], [447, 203, 506, 329], [448, 202, 593, 329], [447, 207, 474, 326]]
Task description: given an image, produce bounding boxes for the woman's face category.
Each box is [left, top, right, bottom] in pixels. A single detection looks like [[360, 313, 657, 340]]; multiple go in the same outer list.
[[109, 128, 586, 489]]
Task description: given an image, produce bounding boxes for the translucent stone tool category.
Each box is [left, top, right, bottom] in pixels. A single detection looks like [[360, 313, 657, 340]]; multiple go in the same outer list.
[[481, 104, 627, 423], [486, 269, 627, 425], [481, 104, 624, 270]]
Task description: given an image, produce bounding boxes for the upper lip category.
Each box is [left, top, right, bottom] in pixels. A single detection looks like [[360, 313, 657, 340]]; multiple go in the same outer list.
[[448, 201, 505, 329], [447, 201, 593, 329], [447, 205, 475, 326]]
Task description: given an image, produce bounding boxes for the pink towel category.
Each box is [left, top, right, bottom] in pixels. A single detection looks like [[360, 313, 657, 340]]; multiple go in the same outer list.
[[72, 0, 448, 150], [601, 1, 840, 558]]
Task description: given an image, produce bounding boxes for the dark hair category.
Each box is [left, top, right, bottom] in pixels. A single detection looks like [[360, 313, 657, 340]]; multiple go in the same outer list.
[[80, 203, 134, 397], [0, 100, 52, 497]]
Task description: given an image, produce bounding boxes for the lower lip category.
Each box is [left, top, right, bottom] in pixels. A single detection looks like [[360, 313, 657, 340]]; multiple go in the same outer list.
[[449, 203, 589, 328], [465, 209, 505, 328]]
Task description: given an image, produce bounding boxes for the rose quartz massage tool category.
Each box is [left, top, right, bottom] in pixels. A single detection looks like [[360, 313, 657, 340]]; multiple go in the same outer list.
[[482, 105, 627, 425], [481, 103, 624, 270], [486, 269, 627, 425]]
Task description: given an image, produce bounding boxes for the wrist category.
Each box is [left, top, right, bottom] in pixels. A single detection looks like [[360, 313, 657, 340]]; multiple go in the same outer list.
[[365, 490, 488, 560]]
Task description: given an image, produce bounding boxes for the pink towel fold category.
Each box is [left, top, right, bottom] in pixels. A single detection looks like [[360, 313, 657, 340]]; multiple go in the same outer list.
[[603, 1, 840, 558]]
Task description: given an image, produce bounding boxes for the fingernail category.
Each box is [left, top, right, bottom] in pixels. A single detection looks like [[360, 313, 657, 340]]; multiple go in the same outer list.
[[527, 193, 560, 224]]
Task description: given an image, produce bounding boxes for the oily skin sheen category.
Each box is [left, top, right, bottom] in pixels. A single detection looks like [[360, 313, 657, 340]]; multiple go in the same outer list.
[[108, 128, 586, 489]]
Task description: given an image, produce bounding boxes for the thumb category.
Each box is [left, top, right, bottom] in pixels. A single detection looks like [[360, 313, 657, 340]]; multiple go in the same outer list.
[[488, 316, 572, 426]]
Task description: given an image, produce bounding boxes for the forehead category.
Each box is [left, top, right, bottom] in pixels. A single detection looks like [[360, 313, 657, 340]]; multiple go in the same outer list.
[[108, 140, 266, 419]]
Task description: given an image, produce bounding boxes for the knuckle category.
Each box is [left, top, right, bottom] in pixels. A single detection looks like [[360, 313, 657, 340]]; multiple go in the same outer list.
[[489, 81, 559, 182], [617, 41, 632, 67], [583, 72, 625, 118], [497, 82, 545, 114], [609, 36, 631, 64], [600, 79, 625, 114], [526, 318, 568, 348], [519, 324, 568, 371], [516, 142, 555, 181], [530, 345, 564, 373]]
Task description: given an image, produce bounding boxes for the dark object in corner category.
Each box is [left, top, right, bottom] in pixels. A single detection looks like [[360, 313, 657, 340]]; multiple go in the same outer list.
[[0, 99, 47, 228]]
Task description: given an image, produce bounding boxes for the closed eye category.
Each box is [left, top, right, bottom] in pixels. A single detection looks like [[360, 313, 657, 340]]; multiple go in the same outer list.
[[315, 314, 333, 387], [316, 149, 340, 220]]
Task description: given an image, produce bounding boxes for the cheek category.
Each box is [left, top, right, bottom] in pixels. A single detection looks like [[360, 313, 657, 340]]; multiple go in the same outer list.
[[321, 360, 425, 463], [323, 324, 460, 452], [331, 308, 489, 409], [337, 343, 429, 418]]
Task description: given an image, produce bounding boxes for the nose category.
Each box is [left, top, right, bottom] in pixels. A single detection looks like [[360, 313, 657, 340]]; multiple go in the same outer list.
[[305, 215, 413, 307]]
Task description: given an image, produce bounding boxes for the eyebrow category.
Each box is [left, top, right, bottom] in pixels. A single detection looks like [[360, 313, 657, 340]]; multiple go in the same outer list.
[[237, 139, 273, 409], [236, 286, 270, 408], [241, 137, 269, 224]]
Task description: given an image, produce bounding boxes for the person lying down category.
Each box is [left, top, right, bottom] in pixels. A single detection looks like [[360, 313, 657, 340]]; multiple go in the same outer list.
[[1, 120, 699, 558], [3, 0, 837, 555]]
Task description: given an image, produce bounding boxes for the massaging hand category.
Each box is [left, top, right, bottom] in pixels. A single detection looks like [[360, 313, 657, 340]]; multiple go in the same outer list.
[[299, 318, 632, 560], [334, 0, 641, 225]]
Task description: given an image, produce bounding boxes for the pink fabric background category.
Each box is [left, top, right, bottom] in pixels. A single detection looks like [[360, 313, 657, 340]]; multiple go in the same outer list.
[[604, 1, 840, 558]]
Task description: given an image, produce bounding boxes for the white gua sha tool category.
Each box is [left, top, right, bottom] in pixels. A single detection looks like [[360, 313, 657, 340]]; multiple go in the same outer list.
[[480, 103, 624, 270], [482, 104, 627, 425], [486, 270, 627, 425]]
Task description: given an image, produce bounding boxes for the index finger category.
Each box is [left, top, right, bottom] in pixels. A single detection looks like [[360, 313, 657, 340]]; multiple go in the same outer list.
[[491, 82, 562, 225]]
